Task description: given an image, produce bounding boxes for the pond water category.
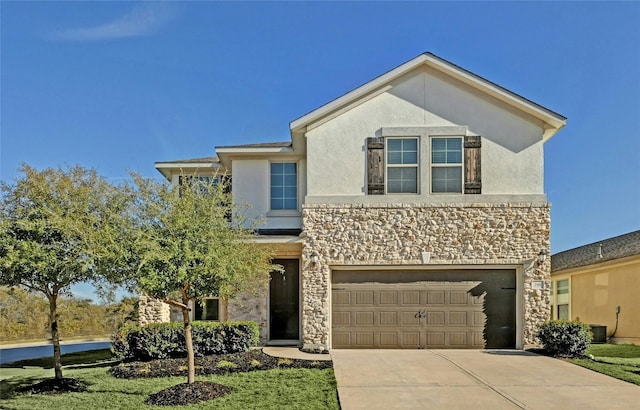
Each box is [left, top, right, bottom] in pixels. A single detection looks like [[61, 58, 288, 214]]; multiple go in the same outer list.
[[0, 341, 111, 365]]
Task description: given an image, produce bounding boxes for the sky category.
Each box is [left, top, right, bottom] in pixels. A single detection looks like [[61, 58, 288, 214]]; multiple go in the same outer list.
[[1, 2, 639, 301]]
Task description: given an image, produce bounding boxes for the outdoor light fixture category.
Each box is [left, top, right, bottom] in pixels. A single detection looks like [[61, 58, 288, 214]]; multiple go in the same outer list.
[[310, 252, 319, 264], [537, 249, 548, 265]]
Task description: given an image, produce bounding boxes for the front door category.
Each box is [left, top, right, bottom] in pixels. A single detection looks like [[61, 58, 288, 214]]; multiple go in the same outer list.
[[269, 259, 299, 340]]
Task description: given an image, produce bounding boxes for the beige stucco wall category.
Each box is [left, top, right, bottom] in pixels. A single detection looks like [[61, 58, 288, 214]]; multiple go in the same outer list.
[[553, 256, 640, 344], [305, 67, 545, 199], [232, 159, 306, 230]]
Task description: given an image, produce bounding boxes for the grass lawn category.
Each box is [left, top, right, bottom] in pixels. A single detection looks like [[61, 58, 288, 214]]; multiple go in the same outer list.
[[571, 344, 640, 386], [0, 350, 339, 409]]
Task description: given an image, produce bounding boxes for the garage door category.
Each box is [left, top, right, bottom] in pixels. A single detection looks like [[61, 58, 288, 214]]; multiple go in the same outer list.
[[331, 269, 515, 349]]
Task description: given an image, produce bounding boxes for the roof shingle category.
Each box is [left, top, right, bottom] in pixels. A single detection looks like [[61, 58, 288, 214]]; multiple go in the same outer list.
[[551, 230, 640, 272]]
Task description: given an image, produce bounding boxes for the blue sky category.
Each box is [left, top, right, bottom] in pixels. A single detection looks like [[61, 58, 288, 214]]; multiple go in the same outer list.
[[2, 2, 639, 300]]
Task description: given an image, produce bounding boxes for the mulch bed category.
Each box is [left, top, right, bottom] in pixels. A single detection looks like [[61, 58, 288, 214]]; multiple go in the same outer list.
[[145, 381, 232, 406], [17, 377, 86, 394], [14, 349, 331, 405], [113, 349, 332, 406], [110, 348, 332, 379]]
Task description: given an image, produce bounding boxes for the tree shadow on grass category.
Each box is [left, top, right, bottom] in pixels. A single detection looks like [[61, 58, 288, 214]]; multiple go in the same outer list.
[[0, 376, 44, 400]]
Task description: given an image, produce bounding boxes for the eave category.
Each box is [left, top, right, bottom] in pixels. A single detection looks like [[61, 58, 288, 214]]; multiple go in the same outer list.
[[290, 52, 567, 142], [154, 157, 222, 180], [215, 142, 299, 169]]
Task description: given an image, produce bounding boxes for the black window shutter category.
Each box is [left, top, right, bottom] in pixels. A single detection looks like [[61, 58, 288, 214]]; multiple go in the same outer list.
[[367, 137, 385, 195], [464, 135, 481, 194]]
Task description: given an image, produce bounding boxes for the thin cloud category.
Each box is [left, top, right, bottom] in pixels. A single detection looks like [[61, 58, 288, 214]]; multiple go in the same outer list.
[[50, 3, 176, 42]]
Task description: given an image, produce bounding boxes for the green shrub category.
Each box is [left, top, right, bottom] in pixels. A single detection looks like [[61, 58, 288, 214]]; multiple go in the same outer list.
[[111, 321, 259, 361], [536, 320, 593, 358]]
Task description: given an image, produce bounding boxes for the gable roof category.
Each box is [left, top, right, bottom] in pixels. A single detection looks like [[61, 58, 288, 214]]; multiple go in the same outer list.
[[551, 230, 640, 272], [290, 52, 567, 141]]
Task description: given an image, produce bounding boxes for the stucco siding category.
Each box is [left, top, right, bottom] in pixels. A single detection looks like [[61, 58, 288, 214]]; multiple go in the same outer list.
[[558, 256, 640, 344], [232, 159, 305, 230], [306, 68, 545, 199]]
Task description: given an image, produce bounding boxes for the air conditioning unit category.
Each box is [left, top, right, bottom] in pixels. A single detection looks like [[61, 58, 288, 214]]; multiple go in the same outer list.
[[589, 324, 607, 344]]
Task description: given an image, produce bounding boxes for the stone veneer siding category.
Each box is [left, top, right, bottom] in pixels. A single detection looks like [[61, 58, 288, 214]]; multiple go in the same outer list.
[[138, 294, 171, 326], [227, 289, 269, 344], [301, 202, 551, 352], [138, 290, 269, 344]]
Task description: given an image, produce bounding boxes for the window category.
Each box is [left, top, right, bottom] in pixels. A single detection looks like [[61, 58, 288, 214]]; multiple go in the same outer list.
[[549, 281, 554, 319], [557, 304, 569, 320], [270, 163, 297, 210], [193, 298, 219, 321], [431, 137, 463, 193], [179, 175, 212, 195], [386, 138, 418, 193], [555, 279, 570, 320], [178, 175, 230, 196]]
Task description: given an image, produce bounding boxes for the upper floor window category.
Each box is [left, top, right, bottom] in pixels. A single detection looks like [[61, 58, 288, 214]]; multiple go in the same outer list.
[[431, 137, 463, 193], [178, 175, 230, 196], [386, 138, 418, 194], [270, 162, 297, 210], [367, 133, 481, 196]]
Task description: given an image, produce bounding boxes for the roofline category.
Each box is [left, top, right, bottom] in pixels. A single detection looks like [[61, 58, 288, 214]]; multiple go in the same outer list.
[[551, 229, 640, 273], [551, 253, 640, 276], [290, 52, 566, 141], [551, 230, 640, 259], [215, 146, 294, 154], [216, 142, 292, 149], [154, 159, 222, 180]]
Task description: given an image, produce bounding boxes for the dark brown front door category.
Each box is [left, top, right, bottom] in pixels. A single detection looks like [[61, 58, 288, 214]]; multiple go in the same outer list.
[[269, 259, 299, 340]]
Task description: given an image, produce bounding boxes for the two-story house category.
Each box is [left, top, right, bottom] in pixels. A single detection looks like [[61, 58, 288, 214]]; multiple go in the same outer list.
[[143, 52, 566, 351]]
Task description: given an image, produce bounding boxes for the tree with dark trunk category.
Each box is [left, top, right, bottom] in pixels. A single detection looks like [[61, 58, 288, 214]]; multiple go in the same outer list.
[[0, 164, 128, 382], [125, 173, 276, 384]]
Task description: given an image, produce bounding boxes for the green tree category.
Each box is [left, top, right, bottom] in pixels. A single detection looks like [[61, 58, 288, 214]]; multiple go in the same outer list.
[[126, 173, 275, 384], [104, 296, 139, 331], [0, 287, 49, 340], [0, 164, 128, 380]]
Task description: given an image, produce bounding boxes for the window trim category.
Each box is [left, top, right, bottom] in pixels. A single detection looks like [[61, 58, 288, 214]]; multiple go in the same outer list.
[[429, 136, 464, 194], [190, 297, 220, 322], [269, 161, 299, 211], [385, 137, 419, 194], [551, 278, 571, 320]]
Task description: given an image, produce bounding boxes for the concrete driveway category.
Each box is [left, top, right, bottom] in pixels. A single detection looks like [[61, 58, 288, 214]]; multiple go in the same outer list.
[[330, 349, 640, 409]]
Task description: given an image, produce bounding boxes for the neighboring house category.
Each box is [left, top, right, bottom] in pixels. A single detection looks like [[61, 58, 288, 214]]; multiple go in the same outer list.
[[142, 52, 567, 351], [551, 230, 640, 345]]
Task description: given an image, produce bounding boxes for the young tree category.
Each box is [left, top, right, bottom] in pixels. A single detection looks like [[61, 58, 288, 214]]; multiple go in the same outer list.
[[127, 173, 275, 384], [0, 164, 128, 381]]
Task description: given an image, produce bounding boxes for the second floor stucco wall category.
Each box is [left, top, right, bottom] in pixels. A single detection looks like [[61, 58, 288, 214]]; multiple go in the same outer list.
[[304, 67, 547, 202], [231, 158, 307, 230]]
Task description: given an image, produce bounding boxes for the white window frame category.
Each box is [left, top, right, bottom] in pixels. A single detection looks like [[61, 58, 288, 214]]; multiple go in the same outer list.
[[190, 297, 220, 321], [430, 136, 464, 194], [554, 278, 570, 320], [269, 161, 298, 211], [385, 137, 419, 194]]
